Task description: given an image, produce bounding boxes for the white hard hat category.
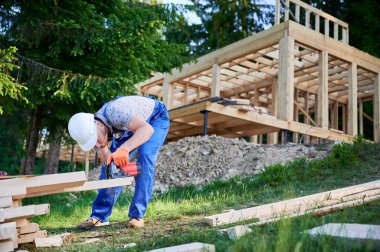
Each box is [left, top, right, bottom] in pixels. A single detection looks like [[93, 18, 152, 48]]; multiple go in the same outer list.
[[68, 113, 97, 152]]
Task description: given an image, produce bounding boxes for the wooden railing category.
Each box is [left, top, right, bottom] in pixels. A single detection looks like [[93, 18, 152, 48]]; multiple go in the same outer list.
[[275, 0, 349, 44]]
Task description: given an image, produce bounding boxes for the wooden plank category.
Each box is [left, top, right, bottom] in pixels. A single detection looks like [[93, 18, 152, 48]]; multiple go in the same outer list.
[[0, 186, 26, 199], [359, 99, 363, 135], [204, 180, 380, 226], [348, 62, 358, 135], [18, 223, 39, 235], [277, 34, 295, 121], [0, 204, 49, 223], [0, 222, 17, 241], [25, 177, 134, 198], [0, 172, 86, 194], [0, 240, 15, 252], [19, 230, 47, 244], [317, 50, 329, 129], [149, 242, 215, 252], [35, 237, 63, 248], [220, 193, 380, 238], [0, 197, 12, 208]]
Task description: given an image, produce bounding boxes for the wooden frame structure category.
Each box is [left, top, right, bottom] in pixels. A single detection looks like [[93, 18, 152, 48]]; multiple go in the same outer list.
[[139, 1, 380, 144]]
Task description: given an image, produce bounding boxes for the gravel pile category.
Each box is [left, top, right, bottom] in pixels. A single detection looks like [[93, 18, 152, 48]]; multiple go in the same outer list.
[[89, 135, 319, 192]]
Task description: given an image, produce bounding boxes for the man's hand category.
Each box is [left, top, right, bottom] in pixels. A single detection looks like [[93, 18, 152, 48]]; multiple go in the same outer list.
[[107, 147, 129, 166]]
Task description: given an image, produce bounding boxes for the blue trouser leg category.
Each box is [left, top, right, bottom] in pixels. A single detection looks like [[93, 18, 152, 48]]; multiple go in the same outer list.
[[90, 146, 138, 222], [128, 118, 169, 218]]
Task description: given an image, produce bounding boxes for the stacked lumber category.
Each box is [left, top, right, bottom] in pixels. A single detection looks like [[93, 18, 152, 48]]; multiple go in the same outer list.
[[204, 179, 380, 227], [0, 172, 86, 251], [0, 171, 134, 250]]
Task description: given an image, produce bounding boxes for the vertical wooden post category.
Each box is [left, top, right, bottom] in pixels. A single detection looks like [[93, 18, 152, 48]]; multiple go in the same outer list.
[[359, 99, 363, 135], [197, 86, 201, 101], [277, 35, 295, 122], [254, 87, 260, 106], [295, 4, 300, 23], [271, 78, 279, 144], [374, 73, 380, 142], [304, 91, 310, 144], [317, 50, 329, 129], [333, 101, 339, 129], [334, 23, 339, 40], [183, 83, 188, 105], [342, 28, 348, 44], [211, 64, 221, 97], [348, 62, 358, 136], [284, 0, 289, 21], [342, 105, 347, 133], [315, 15, 320, 32], [293, 89, 299, 143], [162, 78, 171, 108], [305, 10, 310, 28], [250, 135, 258, 144], [324, 19, 329, 38], [275, 0, 281, 25]]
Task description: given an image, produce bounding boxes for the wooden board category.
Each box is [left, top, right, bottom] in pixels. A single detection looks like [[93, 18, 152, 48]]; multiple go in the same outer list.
[[0, 186, 26, 199], [0, 172, 86, 195], [0, 204, 49, 223], [204, 180, 380, 226], [0, 222, 17, 249], [149, 242, 215, 252], [35, 237, 63, 248], [25, 177, 134, 198], [18, 223, 39, 235], [0, 197, 12, 208], [19, 230, 47, 244]]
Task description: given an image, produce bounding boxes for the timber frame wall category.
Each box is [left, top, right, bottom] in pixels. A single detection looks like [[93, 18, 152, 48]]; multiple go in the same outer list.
[[139, 0, 380, 144]]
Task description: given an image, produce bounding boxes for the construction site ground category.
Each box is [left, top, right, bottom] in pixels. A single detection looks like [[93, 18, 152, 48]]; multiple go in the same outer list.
[[17, 136, 380, 251]]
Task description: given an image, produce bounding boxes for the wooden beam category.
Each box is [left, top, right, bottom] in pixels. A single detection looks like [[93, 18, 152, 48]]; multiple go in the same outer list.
[[375, 73, 380, 142], [348, 62, 358, 135], [165, 22, 288, 84], [0, 222, 17, 248], [25, 177, 134, 198], [211, 64, 221, 97], [204, 179, 380, 226], [0, 172, 86, 195], [205, 102, 353, 142], [277, 35, 295, 121], [317, 50, 329, 129]]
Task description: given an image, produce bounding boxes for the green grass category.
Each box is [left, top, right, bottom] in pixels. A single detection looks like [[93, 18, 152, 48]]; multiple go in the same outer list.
[[21, 138, 380, 251]]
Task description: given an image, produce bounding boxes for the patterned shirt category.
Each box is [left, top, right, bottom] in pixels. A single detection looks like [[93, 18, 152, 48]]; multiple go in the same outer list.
[[96, 96, 155, 131]]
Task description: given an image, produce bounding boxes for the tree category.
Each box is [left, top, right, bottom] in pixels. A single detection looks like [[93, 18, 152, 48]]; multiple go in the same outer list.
[[0, 0, 190, 174], [190, 0, 274, 55], [0, 46, 27, 114]]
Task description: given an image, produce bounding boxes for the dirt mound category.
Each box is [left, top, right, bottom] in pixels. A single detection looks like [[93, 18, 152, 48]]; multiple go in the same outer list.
[[89, 135, 320, 192]]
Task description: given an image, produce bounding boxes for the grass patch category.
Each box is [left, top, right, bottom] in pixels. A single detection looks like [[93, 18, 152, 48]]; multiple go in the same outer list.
[[21, 139, 380, 251]]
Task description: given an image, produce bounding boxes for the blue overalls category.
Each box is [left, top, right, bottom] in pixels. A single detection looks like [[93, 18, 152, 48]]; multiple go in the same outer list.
[[90, 97, 170, 221]]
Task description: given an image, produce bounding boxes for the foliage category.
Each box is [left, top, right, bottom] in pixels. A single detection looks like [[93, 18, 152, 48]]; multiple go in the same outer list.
[[189, 0, 274, 55], [0, 46, 27, 114]]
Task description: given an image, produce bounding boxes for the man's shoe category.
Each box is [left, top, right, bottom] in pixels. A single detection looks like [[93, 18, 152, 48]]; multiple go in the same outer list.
[[128, 218, 144, 228], [77, 218, 110, 229]]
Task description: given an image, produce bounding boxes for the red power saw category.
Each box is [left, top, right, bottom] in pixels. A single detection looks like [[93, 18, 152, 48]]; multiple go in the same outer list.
[[106, 162, 141, 179]]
